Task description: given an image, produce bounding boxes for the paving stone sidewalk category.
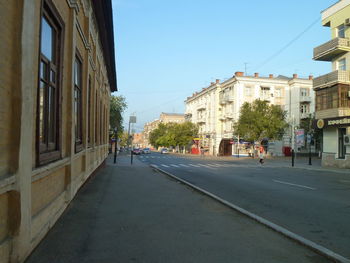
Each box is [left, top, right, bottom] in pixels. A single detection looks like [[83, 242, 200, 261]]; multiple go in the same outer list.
[[25, 153, 330, 263]]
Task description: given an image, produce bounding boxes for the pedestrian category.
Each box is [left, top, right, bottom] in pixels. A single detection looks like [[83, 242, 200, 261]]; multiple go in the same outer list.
[[259, 145, 265, 165], [200, 146, 205, 157]]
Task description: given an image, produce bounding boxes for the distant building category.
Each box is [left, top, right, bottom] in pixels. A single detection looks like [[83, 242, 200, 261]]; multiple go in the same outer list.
[[185, 72, 314, 156], [132, 133, 145, 148], [143, 113, 185, 147], [0, 1, 116, 261], [313, 0, 350, 168]]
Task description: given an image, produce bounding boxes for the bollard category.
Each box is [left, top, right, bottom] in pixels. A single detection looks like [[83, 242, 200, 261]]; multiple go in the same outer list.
[[131, 150, 133, 165], [291, 149, 295, 167], [308, 148, 312, 165]]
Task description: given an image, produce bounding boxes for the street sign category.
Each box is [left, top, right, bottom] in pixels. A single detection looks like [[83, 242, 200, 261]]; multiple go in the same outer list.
[[307, 134, 312, 144], [129, 116, 136, 123]]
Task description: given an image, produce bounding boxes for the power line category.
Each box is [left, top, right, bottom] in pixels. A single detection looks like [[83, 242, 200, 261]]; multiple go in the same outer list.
[[254, 17, 321, 71]]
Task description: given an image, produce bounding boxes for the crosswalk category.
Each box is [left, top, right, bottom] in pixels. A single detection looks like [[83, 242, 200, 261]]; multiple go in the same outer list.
[[151, 162, 240, 169]]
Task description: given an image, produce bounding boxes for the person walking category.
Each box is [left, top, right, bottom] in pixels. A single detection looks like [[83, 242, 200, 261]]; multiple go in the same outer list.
[[259, 145, 265, 165]]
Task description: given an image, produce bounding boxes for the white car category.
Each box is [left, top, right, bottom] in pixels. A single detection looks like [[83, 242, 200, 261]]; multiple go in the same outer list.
[[160, 148, 169, 154], [143, 148, 151, 154]]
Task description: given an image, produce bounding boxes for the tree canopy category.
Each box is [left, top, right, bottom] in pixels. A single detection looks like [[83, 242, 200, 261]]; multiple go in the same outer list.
[[149, 121, 198, 148], [109, 95, 127, 136], [233, 99, 287, 142]]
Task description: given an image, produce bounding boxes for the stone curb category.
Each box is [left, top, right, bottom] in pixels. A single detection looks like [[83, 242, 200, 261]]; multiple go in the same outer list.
[[150, 164, 350, 263]]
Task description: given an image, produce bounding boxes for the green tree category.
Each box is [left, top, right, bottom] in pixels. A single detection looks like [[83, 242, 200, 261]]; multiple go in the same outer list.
[[109, 95, 127, 136], [233, 99, 288, 142], [149, 122, 198, 149]]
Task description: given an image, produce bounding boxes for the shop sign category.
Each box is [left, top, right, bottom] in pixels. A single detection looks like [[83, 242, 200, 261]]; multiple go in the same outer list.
[[314, 116, 350, 129]]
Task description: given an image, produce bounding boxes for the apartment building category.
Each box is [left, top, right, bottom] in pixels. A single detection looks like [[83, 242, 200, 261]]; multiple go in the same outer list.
[[185, 72, 314, 156], [0, 1, 116, 262], [313, 0, 350, 168], [143, 113, 185, 148]]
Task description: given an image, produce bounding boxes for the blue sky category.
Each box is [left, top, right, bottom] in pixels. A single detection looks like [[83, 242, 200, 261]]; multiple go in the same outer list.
[[112, 0, 336, 132]]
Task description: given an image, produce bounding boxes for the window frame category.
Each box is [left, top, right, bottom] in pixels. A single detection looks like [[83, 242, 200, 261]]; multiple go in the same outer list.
[[36, 0, 64, 166], [337, 24, 345, 38], [74, 51, 84, 153]]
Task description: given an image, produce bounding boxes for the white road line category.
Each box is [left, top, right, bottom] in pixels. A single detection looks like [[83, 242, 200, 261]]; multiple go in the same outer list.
[[339, 180, 350, 183], [170, 164, 179, 167], [197, 164, 216, 169], [178, 164, 189, 167], [273, 180, 316, 190], [189, 164, 200, 167], [161, 164, 170, 168]]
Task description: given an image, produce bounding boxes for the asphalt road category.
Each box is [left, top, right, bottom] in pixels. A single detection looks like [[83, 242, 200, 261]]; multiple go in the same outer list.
[[138, 152, 350, 259]]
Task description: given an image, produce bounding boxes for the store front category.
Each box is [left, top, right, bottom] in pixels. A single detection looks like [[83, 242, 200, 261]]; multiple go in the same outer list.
[[219, 139, 233, 156], [314, 116, 350, 168]]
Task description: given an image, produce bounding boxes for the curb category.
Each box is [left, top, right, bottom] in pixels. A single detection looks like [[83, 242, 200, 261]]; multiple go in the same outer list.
[[150, 164, 350, 263]]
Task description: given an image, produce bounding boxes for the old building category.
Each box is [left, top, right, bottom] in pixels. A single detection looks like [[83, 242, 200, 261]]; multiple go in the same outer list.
[[185, 72, 314, 156], [143, 113, 185, 148], [0, 0, 116, 262], [313, 0, 350, 168]]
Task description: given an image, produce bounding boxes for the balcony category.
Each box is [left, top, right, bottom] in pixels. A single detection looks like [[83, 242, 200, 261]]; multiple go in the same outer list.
[[300, 96, 311, 103], [197, 104, 206, 111], [313, 70, 350, 90], [313, 37, 350, 61], [225, 113, 234, 119], [218, 113, 225, 121], [225, 95, 234, 103], [300, 112, 311, 119], [197, 117, 206, 124], [219, 96, 226, 105]]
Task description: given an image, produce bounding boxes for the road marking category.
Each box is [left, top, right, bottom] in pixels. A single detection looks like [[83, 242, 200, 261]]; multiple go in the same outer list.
[[170, 164, 179, 167], [189, 164, 200, 167], [161, 164, 170, 168], [178, 164, 189, 167], [339, 180, 350, 183], [273, 180, 316, 190]]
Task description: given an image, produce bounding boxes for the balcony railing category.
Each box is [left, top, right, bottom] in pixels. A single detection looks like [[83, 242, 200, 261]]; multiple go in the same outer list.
[[313, 37, 350, 61], [313, 70, 350, 89], [225, 95, 234, 103], [218, 113, 225, 121], [300, 96, 311, 103], [300, 112, 311, 119], [225, 113, 234, 119], [197, 104, 206, 111], [219, 96, 226, 105], [197, 117, 206, 124]]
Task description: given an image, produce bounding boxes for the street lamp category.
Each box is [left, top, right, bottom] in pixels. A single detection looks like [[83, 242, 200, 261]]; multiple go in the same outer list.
[[113, 127, 118, 163]]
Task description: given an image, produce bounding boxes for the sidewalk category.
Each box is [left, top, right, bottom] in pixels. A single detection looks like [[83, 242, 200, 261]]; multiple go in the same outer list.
[[25, 153, 329, 263]]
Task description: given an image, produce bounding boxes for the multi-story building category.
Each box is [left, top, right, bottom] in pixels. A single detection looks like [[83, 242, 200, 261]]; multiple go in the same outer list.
[[0, 1, 116, 262], [185, 72, 314, 156], [143, 113, 185, 148], [313, 0, 350, 168]]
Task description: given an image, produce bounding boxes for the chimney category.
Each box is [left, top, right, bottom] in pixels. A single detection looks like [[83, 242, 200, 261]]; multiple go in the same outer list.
[[235, 71, 244, 77], [216, 79, 220, 84], [210, 82, 214, 85], [293, 74, 298, 79], [254, 73, 259, 77], [269, 74, 273, 78], [308, 75, 313, 80]]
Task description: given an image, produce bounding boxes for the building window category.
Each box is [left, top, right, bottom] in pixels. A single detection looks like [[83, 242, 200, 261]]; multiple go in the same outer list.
[[74, 55, 83, 152], [300, 104, 309, 113], [245, 86, 252, 96], [37, 1, 63, 165], [337, 24, 345, 38], [316, 85, 350, 110], [337, 58, 346, 71], [300, 88, 308, 97], [88, 76, 92, 146]]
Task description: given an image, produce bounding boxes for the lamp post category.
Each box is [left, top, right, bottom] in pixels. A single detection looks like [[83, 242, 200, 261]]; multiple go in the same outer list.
[[113, 127, 118, 163]]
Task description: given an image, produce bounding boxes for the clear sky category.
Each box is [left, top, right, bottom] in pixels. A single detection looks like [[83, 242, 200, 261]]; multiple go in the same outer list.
[[112, 0, 337, 132]]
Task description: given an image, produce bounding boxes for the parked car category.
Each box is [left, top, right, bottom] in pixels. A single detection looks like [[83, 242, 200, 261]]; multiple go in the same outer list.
[[160, 148, 169, 154], [143, 148, 151, 154], [132, 148, 141, 155]]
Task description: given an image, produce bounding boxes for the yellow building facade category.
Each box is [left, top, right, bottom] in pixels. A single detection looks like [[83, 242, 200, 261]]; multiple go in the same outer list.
[[313, 0, 350, 168], [0, 0, 117, 262]]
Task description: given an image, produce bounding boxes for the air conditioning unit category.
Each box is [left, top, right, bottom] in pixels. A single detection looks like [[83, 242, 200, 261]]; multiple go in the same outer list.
[[345, 18, 350, 26], [344, 135, 350, 146]]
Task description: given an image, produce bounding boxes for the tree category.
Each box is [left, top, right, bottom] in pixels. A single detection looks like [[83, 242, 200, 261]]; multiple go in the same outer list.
[[149, 122, 198, 149], [109, 95, 127, 136], [233, 99, 288, 142]]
